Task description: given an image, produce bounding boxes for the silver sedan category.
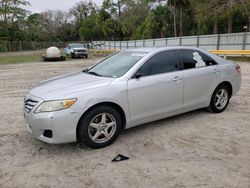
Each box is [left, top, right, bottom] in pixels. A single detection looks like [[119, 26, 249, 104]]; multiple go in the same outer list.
[[24, 47, 241, 148]]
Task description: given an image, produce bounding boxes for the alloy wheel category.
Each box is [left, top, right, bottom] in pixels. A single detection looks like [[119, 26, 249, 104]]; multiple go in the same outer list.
[[88, 113, 117, 144], [214, 88, 229, 110]]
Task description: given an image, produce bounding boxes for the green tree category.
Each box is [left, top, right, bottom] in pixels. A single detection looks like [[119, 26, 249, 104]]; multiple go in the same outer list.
[[102, 0, 125, 18], [0, 0, 30, 37], [120, 0, 151, 39], [69, 0, 96, 39], [79, 15, 101, 41], [192, 0, 249, 34], [102, 18, 121, 40]]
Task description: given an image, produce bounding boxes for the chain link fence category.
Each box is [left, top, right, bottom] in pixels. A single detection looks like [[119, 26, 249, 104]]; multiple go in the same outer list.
[[0, 32, 249, 53], [93, 32, 250, 51], [0, 41, 74, 52]]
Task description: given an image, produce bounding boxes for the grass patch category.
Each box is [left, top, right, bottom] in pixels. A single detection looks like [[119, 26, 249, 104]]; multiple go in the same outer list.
[[227, 56, 250, 62], [0, 54, 41, 64]]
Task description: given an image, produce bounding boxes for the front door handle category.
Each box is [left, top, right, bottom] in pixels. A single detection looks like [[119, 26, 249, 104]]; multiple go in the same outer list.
[[212, 68, 220, 74], [173, 76, 182, 81]]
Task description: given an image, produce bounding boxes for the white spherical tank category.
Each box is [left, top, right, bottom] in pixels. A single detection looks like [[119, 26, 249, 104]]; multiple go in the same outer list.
[[46, 47, 60, 58]]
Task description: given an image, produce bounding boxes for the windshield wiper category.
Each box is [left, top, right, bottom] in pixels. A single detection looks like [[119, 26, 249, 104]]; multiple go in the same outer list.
[[88, 71, 103, 77], [82, 69, 88, 73]]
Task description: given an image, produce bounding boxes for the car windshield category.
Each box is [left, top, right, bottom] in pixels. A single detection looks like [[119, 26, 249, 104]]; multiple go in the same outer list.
[[86, 51, 148, 77], [70, 44, 84, 48]]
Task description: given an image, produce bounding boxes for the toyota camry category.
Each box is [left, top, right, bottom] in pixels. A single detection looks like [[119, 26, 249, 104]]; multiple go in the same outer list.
[[24, 47, 241, 148]]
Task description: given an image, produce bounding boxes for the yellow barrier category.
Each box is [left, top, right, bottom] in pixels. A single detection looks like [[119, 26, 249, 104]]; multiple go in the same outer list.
[[209, 50, 250, 55], [89, 49, 119, 56]]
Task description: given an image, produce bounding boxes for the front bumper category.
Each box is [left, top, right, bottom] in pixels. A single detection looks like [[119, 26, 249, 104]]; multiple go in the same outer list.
[[24, 93, 83, 144], [73, 51, 88, 57]]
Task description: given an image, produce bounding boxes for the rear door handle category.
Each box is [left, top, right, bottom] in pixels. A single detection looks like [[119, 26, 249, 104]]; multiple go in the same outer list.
[[212, 68, 220, 74], [173, 76, 182, 81]]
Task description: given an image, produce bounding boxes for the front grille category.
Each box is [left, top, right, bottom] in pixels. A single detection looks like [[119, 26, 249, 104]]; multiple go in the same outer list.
[[24, 99, 38, 113], [77, 50, 86, 52]]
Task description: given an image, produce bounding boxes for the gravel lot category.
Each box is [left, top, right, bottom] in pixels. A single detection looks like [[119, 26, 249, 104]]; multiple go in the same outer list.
[[0, 58, 249, 188]]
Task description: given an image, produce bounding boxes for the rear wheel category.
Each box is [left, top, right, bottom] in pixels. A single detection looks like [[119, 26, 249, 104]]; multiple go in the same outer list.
[[77, 106, 122, 149], [207, 84, 230, 113]]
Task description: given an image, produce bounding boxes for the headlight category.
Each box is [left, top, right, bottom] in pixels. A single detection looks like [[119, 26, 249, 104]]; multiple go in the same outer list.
[[35, 99, 77, 113]]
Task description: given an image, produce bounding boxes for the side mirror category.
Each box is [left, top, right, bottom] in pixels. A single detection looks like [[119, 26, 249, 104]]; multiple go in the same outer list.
[[133, 72, 143, 79]]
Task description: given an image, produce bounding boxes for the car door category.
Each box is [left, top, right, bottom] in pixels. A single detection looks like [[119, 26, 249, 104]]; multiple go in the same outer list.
[[127, 50, 183, 124], [180, 49, 220, 109]]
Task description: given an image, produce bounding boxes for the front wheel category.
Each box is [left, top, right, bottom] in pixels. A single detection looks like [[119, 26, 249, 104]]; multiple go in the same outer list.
[[207, 84, 230, 113], [77, 106, 122, 149]]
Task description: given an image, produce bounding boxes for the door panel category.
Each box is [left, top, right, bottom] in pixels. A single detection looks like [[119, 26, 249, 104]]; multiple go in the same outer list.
[[183, 66, 220, 108], [128, 72, 183, 123], [180, 49, 220, 108]]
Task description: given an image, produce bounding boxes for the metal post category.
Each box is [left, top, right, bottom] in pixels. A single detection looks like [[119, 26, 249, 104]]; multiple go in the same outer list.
[[8, 41, 11, 52], [4, 41, 7, 52], [134, 40, 136, 48], [166, 38, 168, 46], [197, 35, 200, 47], [153, 39, 155, 46], [179, 37, 182, 46], [109, 41, 111, 50], [114, 41, 116, 50], [217, 34, 220, 50], [127, 41, 128, 49], [120, 41, 122, 50], [19, 41, 22, 51], [143, 39, 145, 47], [242, 32, 247, 50]]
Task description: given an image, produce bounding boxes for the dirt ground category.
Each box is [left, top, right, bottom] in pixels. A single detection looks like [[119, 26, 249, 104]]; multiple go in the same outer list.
[[0, 58, 249, 188]]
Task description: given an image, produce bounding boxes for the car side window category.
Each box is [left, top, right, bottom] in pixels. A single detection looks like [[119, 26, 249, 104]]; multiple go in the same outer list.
[[137, 50, 178, 77], [181, 50, 217, 70], [200, 53, 217, 66]]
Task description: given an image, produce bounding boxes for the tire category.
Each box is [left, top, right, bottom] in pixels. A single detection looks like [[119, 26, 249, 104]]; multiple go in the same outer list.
[[77, 106, 122, 149], [207, 84, 230, 113], [85, 55, 88, 59], [71, 53, 75, 58]]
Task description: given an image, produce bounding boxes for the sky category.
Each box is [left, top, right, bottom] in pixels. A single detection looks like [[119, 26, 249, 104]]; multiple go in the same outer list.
[[24, 0, 103, 13]]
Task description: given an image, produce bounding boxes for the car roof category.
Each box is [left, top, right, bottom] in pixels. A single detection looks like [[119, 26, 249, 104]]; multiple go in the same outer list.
[[124, 46, 226, 64], [125, 46, 206, 52]]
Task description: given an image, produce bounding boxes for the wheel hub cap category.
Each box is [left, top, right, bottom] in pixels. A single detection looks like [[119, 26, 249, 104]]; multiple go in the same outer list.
[[88, 113, 117, 144], [215, 88, 228, 110], [99, 124, 107, 131]]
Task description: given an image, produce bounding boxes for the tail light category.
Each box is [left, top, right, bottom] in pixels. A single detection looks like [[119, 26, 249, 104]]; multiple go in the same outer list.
[[235, 65, 241, 73]]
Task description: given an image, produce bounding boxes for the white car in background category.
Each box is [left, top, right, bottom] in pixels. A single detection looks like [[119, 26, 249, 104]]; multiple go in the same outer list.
[[64, 43, 88, 58], [24, 47, 241, 149]]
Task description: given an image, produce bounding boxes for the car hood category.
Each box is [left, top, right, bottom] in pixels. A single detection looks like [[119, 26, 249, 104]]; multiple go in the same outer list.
[[29, 72, 114, 100]]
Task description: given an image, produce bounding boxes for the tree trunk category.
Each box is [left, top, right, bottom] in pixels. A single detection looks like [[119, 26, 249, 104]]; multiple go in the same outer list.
[[173, 0, 177, 37], [118, 0, 121, 18], [227, 15, 233, 33], [179, 6, 183, 37], [227, 0, 233, 33], [249, 16, 250, 32], [3, 3, 9, 37], [213, 20, 218, 34]]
